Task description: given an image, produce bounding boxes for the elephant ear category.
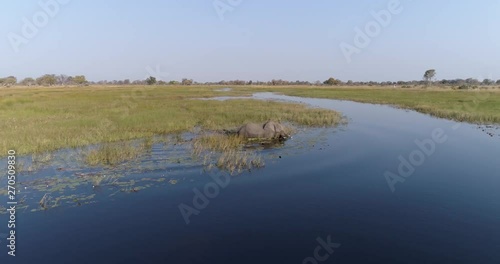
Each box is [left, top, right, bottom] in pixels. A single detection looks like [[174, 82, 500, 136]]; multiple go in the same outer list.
[[265, 121, 277, 132], [263, 120, 271, 130], [273, 122, 279, 132]]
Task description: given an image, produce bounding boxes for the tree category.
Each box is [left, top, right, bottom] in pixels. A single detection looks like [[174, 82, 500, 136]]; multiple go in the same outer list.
[[465, 78, 480, 85], [423, 69, 436, 85], [229, 80, 245, 85], [123, 79, 130, 85], [36, 74, 57, 86], [1, 76, 17, 86], [57, 74, 70, 85], [482, 79, 494, 86], [323, 77, 341, 86], [73, 75, 87, 86], [20, 77, 35, 86], [65, 76, 75, 85], [181, 78, 193, 85], [496, 80, 500, 85], [146, 76, 157, 85]]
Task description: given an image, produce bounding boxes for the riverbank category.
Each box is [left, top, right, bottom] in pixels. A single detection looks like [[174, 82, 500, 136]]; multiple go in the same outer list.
[[0, 85, 342, 157], [271, 86, 500, 124], [2, 85, 499, 157]]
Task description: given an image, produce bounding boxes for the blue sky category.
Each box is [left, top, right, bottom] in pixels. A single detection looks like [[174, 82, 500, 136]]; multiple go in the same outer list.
[[1, 0, 499, 82]]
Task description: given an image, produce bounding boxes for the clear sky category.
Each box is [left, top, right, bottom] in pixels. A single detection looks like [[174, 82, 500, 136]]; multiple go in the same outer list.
[[1, 0, 499, 82]]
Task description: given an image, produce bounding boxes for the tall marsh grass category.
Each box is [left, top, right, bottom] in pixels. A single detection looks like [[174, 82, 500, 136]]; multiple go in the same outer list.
[[192, 133, 266, 174], [84, 139, 151, 166], [0, 85, 342, 157]]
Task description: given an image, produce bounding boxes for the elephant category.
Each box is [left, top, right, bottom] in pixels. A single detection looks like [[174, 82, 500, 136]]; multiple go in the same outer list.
[[235, 121, 290, 140]]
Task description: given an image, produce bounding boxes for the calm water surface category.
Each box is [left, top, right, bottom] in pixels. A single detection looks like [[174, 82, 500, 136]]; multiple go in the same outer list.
[[1, 93, 500, 264]]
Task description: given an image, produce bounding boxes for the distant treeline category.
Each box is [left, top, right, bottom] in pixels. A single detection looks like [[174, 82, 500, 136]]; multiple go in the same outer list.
[[2, 74, 500, 89]]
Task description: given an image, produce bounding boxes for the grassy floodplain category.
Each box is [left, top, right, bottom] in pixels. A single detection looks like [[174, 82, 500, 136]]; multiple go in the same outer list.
[[0, 85, 341, 157], [272, 86, 500, 124], [1, 85, 499, 158]]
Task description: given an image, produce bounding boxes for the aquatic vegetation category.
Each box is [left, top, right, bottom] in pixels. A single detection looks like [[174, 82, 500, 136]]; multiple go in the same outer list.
[[216, 150, 265, 174], [84, 140, 150, 166], [32, 152, 53, 164], [0, 125, 337, 215], [90, 175, 105, 187], [29, 177, 83, 193], [191, 133, 267, 174], [143, 136, 154, 151], [0, 85, 342, 157], [39, 193, 50, 209], [192, 134, 244, 156], [18, 152, 55, 172], [169, 179, 178, 185]]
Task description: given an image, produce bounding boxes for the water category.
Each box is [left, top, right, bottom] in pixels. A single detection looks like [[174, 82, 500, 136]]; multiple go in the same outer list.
[[1, 93, 500, 263]]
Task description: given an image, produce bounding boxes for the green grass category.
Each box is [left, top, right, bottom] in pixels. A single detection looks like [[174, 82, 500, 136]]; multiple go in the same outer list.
[[192, 134, 246, 156], [2, 85, 498, 158], [191, 133, 269, 174], [0, 85, 342, 157], [84, 139, 150, 166], [270, 86, 500, 124]]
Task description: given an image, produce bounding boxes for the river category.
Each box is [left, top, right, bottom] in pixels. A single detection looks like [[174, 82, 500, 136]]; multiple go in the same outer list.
[[1, 93, 499, 263]]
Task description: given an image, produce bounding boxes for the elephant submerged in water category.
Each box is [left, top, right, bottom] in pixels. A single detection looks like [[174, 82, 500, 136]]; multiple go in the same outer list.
[[234, 121, 290, 140]]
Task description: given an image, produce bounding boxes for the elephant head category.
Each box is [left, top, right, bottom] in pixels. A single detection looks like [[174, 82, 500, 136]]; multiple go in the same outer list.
[[262, 121, 289, 140]]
